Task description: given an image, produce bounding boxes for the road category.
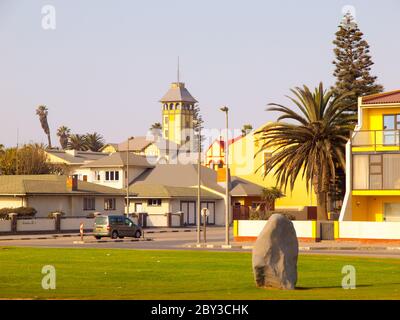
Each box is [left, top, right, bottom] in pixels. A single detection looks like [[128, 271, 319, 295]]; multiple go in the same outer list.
[[1, 227, 400, 258]]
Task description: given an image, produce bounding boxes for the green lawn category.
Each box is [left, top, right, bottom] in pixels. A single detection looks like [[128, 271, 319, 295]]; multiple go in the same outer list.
[[0, 247, 399, 299]]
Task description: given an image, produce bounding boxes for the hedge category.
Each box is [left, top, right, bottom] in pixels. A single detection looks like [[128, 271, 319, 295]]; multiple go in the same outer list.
[[0, 207, 37, 219]]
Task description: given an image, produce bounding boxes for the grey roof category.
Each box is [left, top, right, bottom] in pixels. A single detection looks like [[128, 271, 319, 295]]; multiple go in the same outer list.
[[46, 150, 106, 164], [230, 177, 264, 197], [99, 143, 119, 152], [81, 152, 155, 168], [118, 136, 180, 152], [128, 183, 222, 200], [0, 175, 124, 196], [132, 164, 224, 193], [160, 82, 198, 103]]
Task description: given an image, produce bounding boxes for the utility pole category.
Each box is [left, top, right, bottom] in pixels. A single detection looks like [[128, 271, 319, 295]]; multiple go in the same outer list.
[[194, 120, 201, 244], [220, 106, 230, 245], [126, 137, 134, 217]]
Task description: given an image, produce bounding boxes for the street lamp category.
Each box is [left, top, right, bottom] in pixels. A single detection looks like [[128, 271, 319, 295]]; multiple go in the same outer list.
[[220, 106, 230, 245], [193, 119, 201, 244], [126, 136, 134, 217]]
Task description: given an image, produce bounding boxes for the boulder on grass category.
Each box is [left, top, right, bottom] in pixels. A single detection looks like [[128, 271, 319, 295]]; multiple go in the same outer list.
[[252, 214, 298, 290]]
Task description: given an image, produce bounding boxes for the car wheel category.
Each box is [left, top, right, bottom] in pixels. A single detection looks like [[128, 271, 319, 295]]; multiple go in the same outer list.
[[95, 236, 101, 240], [111, 230, 118, 239], [134, 230, 142, 238]]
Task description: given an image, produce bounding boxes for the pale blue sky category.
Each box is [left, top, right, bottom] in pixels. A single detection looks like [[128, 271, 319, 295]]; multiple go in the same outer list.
[[0, 0, 399, 147]]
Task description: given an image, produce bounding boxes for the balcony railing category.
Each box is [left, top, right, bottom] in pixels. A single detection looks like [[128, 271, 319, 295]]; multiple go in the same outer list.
[[352, 130, 400, 150]]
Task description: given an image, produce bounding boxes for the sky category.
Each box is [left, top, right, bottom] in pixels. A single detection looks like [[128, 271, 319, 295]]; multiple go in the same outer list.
[[0, 0, 399, 147]]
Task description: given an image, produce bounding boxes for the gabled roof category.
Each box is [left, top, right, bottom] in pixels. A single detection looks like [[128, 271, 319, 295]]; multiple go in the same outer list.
[[132, 164, 224, 193], [46, 150, 106, 164], [128, 183, 222, 199], [230, 177, 263, 197], [81, 152, 155, 168], [118, 136, 179, 152], [362, 90, 400, 105], [160, 82, 198, 103], [0, 175, 124, 196]]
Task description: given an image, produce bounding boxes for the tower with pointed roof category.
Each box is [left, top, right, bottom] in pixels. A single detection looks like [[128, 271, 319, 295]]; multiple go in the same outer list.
[[160, 82, 198, 146]]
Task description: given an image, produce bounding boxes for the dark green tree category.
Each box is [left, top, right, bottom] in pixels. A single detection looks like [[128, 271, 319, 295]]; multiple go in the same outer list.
[[332, 12, 383, 111]]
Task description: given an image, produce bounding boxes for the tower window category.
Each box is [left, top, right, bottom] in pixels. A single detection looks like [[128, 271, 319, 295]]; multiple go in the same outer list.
[[169, 104, 174, 110]]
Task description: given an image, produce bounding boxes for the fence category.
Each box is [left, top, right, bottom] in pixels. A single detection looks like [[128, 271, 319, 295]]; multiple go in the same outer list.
[[335, 221, 400, 242]]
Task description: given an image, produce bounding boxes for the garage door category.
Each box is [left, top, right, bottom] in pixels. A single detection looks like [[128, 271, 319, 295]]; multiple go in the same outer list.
[[181, 201, 196, 225]]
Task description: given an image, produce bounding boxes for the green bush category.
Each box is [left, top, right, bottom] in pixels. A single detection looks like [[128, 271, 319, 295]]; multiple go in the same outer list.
[[47, 211, 65, 219], [0, 207, 37, 219]]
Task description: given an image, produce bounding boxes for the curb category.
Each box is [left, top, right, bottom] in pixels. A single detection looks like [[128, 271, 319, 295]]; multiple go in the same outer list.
[[185, 244, 400, 251]]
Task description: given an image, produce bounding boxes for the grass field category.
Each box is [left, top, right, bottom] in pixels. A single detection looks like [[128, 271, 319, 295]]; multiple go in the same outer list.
[[0, 246, 399, 299]]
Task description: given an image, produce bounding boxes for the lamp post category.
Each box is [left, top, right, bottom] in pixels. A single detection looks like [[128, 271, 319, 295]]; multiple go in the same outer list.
[[220, 106, 230, 245], [126, 137, 134, 217], [193, 119, 201, 244]]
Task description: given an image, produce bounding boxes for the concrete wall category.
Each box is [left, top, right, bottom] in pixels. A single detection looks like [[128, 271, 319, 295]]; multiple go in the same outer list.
[[0, 220, 11, 232], [60, 218, 95, 231], [234, 220, 316, 241], [0, 196, 25, 208], [17, 219, 55, 232], [337, 221, 400, 240], [146, 214, 168, 227]]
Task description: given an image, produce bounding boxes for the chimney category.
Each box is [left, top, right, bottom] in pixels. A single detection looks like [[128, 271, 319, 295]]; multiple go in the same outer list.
[[66, 175, 78, 191]]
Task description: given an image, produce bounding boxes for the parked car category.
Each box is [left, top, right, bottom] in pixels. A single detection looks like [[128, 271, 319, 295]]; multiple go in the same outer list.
[[93, 215, 142, 240]]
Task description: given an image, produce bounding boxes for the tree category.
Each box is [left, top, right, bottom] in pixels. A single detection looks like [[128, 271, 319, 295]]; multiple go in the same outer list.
[[85, 132, 105, 152], [36, 105, 52, 148], [150, 122, 162, 138], [332, 11, 383, 111], [241, 124, 253, 137], [261, 187, 285, 211], [257, 83, 356, 220], [193, 104, 204, 152], [68, 134, 88, 151], [0, 144, 4, 155], [57, 126, 71, 150], [0, 144, 65, 175]]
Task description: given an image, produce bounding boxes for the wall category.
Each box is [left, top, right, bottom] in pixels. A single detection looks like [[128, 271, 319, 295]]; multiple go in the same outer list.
[[337, 221, 400, 240], [27, 196, 71, 217], [17, 219, 55, 232], [146, 214, 168, 227], [351, 195, 400, 221], [60, 218, 95, 231], [0, 196, 25, 208], [234, 220, 317, 241], [0, 220, 11, 232]]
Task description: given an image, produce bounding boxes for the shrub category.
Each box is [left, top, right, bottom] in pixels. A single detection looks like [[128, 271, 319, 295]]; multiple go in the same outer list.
[[0, 207, 37, 219], [47, 211, 65, 219], [248, 210, 296, 221]]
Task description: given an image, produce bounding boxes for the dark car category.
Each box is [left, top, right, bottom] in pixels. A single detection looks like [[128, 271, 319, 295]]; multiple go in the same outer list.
[[93, 215, 142, 239]]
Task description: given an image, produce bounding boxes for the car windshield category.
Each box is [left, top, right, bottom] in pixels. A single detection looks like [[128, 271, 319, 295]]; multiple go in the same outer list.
[[95, 216, 108, 225]]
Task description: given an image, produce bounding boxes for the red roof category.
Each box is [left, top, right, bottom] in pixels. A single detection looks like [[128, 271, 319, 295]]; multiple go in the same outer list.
[[206, 135, 244, 153], [362, 90, 400, 105]]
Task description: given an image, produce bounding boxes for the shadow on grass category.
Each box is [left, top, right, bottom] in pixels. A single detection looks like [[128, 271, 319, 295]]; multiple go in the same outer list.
[[295, 284, 372, 290]]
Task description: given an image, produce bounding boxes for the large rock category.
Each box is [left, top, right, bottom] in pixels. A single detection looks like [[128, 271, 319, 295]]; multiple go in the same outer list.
[[252, 214, 298, 290]]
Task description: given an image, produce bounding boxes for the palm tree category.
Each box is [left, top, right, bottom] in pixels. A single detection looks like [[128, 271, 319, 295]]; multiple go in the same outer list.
[[67, 134, 88, 151], [241, 124, 253, 136], [0, 144, 4, 155], [261, 187, 285, 211], [57, 126, 71, 150], [257, 83, 355, 220], [85, 132, 105, 152], [149, 123, 162, 138], [36, 105, 52, 148]]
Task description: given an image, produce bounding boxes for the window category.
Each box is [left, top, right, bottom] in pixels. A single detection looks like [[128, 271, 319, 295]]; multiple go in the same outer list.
[[383, 114, 400, 145], [148, 199, 162, 206], [94, 171, 101, 181], [105, 171, 119, 181], [104, 198, 116, 210], [83, 197, 96, 211]]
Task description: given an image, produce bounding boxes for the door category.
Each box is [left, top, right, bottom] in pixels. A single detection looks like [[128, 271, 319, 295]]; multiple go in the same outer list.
[[134, 203, 143, 213], [384, 203, 400, 222], [181, 201, 196, 225], [200, 201, 215, 225], [123, 217, 135, 236], [320, 222, 334, 240]]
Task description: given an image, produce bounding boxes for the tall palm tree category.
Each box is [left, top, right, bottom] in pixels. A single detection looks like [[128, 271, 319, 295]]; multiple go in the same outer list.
[[261, 187, 285, 211], [57, 126, 71, 150], [67, 134, 88, 151], [36, 105, 52, 148], [241, 124, 253, 137], [85, 132, 105, 152], [257, 83, 355, 220]]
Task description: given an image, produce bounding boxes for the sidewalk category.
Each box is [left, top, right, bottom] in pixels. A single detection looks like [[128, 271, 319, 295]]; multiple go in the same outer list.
[[0, 227, 199, 241], [185, 240, 400, 251]]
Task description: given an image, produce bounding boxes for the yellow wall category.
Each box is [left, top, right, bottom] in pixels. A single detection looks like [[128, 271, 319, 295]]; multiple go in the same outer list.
[[101, 145, 118, 153], [351, 195, 400, 221], [228, 128, 316, 209]]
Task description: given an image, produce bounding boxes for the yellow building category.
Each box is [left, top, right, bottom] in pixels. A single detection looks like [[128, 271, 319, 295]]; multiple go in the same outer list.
[[340, 90, 400, 222], [205, 125, 317, 218], [160, 82, 197, 146]]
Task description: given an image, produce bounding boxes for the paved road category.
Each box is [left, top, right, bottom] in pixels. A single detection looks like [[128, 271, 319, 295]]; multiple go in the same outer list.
[[1, 227, 400, 258]]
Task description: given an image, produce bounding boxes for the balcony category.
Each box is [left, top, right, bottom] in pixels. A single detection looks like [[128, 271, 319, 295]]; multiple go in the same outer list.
[[352, 130, 400, 151]]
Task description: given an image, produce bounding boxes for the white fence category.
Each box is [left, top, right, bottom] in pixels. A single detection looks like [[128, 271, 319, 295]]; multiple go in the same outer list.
[[235, 220, 316, 240], [17, 219, 55, 232], [146, 214, 168, 227], [338, 221, 400, 240]]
